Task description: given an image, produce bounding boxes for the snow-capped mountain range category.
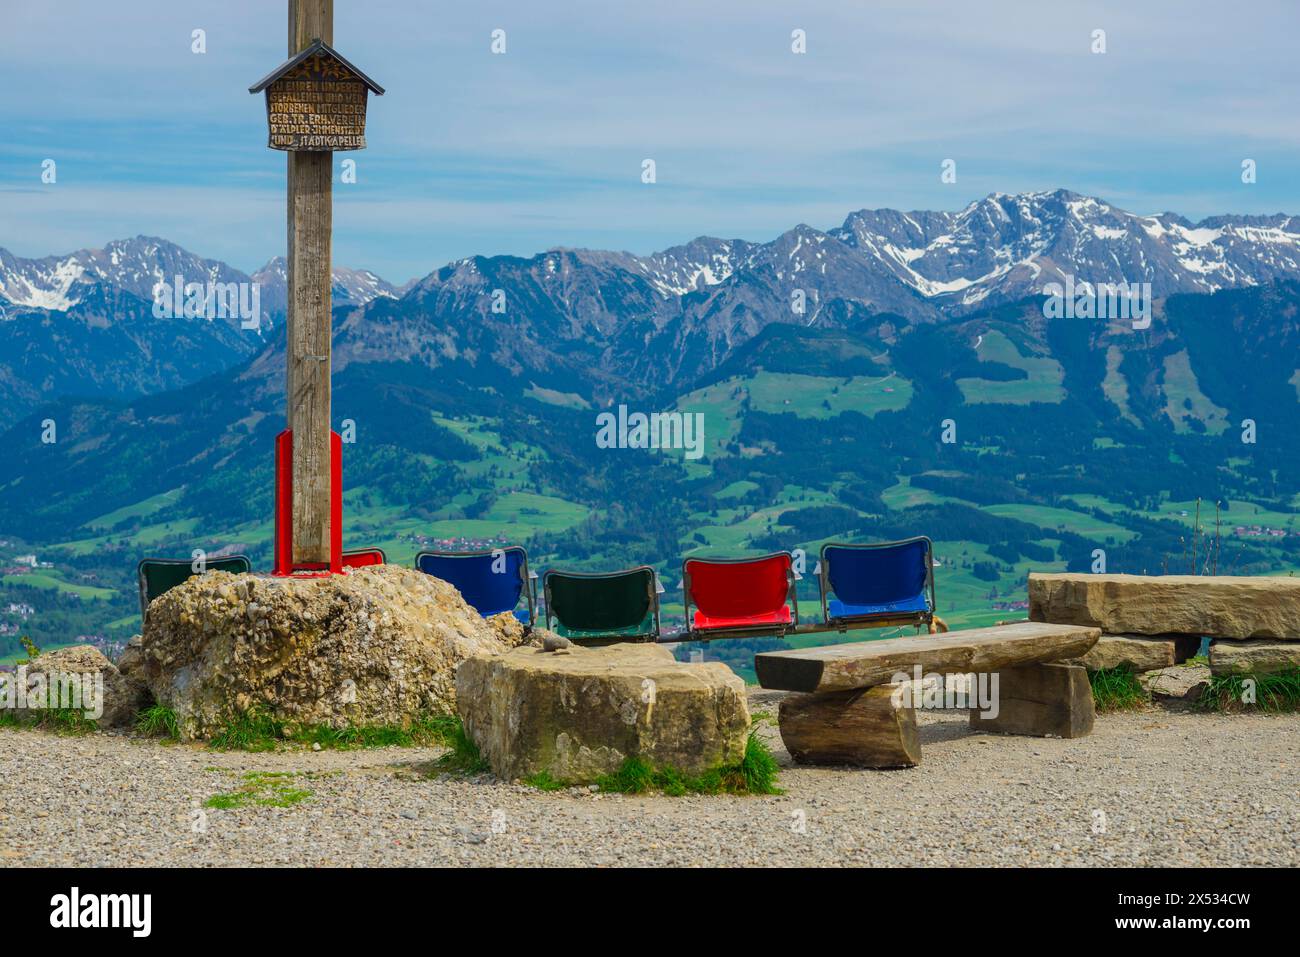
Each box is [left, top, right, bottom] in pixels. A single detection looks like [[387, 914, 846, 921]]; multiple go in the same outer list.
[[830, 190, 1300, 312], [4, 190, 1299, 323], [600, 188, 1300, 317], [3, 189, 1300, 415], [382, 189, 1300, 390]]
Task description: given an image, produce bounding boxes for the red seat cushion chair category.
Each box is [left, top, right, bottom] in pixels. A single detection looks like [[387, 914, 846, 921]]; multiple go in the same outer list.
[[683, 553, 797, 637]]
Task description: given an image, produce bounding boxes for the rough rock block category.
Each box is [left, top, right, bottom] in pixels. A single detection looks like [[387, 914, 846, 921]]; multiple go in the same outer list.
[[138, 565, 527, 740], [1071, 633, 1201, 672], [1209, 639, 1300, 676], [456, 643, 750, 782], [969, 662, 1095, 738], [1030, 573, 1300, 639]]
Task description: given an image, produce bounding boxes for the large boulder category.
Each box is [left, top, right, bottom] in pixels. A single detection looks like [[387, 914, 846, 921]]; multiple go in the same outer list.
[[456, 643, 750, 783], [1, 644, 150, 728], [137, 564, 527, 740], [1030, 573, 1300, 639]]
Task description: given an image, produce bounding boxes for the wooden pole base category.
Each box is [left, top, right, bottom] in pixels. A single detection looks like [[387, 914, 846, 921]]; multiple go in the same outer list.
[[969, 662, 1094, 738], [778, 684, 921, 768]]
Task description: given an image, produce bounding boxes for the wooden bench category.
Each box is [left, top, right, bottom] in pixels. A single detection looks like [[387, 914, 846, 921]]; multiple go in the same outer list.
[[754, 621, 1101, 767]]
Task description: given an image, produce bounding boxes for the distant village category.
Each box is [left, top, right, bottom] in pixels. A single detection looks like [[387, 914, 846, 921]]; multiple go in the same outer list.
[[1233, 525, 1289, 539], [0, 552, 54, 576], [405, 533, 512, 551]]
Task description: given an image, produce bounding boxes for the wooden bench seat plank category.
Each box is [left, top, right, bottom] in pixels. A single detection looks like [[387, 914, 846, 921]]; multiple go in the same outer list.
[[754, 621, 1100, 693]]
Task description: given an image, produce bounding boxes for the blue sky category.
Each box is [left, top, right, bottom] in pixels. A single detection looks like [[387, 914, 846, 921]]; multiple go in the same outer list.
[[2, 0, 1298, 284]]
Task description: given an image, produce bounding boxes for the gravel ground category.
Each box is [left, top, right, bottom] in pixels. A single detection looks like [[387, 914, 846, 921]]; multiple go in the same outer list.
[[1, 691, 1295, 867]]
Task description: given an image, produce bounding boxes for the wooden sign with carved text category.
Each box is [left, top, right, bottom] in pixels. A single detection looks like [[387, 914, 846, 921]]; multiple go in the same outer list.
[[250, 40, 384, 153]]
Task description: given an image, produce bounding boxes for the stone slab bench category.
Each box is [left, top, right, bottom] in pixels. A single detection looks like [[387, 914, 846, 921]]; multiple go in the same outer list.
[[755, 621, 1100, 768], [1029, 573, 1300, 640]]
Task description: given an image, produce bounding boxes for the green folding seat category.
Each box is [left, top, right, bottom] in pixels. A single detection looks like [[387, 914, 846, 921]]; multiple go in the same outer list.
[[137, 556, 253, 621], [542, 566, 661, 643]]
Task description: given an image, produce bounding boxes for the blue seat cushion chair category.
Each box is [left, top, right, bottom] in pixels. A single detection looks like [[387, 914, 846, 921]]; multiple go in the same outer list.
[[415, 548, 531, 622], [822, 537, 933, 624]]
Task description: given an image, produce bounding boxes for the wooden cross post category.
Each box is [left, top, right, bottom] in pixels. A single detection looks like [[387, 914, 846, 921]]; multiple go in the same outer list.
[[252, 1, 381, 573], [286, 0, 334, 566]]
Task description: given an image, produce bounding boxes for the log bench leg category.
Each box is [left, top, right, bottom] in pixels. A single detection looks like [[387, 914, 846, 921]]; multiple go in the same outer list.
[[778, 683, 921, 768], [969, 662, 1094, 738]]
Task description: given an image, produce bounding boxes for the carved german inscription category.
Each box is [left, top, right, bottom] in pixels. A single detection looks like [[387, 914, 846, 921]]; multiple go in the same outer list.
[[255, 48, 380, 152]]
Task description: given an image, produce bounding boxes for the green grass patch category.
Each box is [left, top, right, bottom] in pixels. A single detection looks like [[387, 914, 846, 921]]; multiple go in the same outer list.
[[1162, 350, 1229, 435], [82, 486, 185, 531], [1089, 667, 1151, 713], [957, 330, 1065, 405], [207, 710, 286, 752], [595, 730, 782, 797], [428, 716, 490, 775], [4, 572, 116, 601], [714, 480, 759, 501], [1101, 345, 1140, 425], [982, 504, 1137, 543], [1199, 669, 1300, 713], [522, 771, 568, 792], [204, 771, 313, 810], [0, 707, 98, 735], [286, 713, 461, 750], [135, 704, 179, 740], [524, 383, 590, 409], [743, 371, 914, 419], [206, 709, 465, 752]]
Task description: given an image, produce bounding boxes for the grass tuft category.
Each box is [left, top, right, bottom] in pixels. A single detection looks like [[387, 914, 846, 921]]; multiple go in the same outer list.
[[135, 704, 180, 740], [430, 716, 490, 774], [521, 770, 568, 792], [595, 756, 658, 795], [1199, 668, 1300, 713], [207, 710, 285, 752], [595, 730, 782, 797], [1089, 667, 1150, 713], [732, 728, 783, 794]]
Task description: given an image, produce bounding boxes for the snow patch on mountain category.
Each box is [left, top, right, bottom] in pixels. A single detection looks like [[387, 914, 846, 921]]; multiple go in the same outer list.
[[0, 239, 399, 318]]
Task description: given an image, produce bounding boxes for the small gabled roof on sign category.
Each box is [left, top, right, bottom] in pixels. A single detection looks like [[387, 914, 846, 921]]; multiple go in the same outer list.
[[249, 38, 385, 95]]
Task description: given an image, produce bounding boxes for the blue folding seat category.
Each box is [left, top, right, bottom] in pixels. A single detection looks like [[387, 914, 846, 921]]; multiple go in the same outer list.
[[818, 537, 936, 631], [415, 547, 535, 625]]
